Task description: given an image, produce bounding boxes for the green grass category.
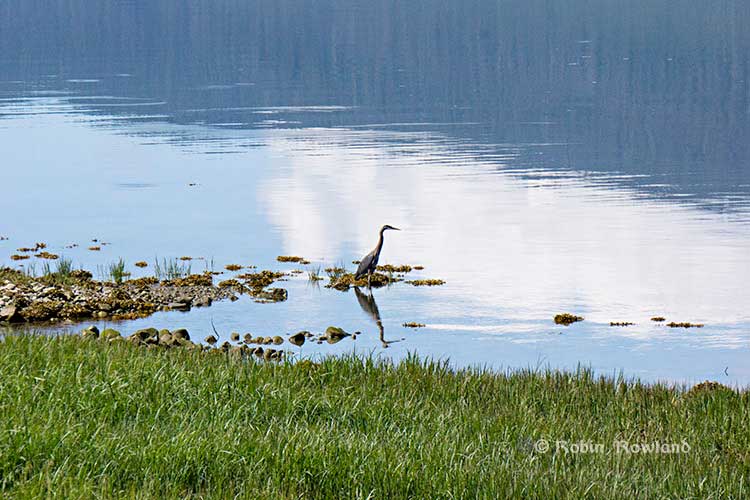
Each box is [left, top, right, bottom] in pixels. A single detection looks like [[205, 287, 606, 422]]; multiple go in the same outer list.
[[153, 258, 192, 280], [107, 258, 128, 284], [307, 265, 324, 282], [0, 334, 747, 499], [41, 257, 75, 285]]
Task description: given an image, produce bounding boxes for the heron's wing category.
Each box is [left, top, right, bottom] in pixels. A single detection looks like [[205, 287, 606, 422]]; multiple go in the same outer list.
[[355, 251, 376, 279]]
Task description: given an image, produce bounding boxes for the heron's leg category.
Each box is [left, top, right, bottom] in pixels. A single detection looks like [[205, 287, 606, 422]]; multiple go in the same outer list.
[[367, 272, 372, 289]]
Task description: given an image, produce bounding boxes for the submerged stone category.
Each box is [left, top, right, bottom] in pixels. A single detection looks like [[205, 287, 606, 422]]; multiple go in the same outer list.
[[402, 322, 426, 328], [324, 326, 351, 344], [554, 313, 584, 326], [405, 279, 445, 286], [666, 322, 704, 328], [326, 271, 400, 291], [277, 256, 310, 264]]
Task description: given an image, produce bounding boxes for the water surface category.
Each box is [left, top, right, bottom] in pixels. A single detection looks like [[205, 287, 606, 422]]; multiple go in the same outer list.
[[1, 0, 749, 386]]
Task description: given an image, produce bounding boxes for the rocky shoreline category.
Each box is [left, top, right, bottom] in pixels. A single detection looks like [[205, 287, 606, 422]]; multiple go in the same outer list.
[[0, 268, 247, 324], [77, 324, 358, 361]]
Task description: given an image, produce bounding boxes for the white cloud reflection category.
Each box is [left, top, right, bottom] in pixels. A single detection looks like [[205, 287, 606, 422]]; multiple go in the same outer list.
[[259, 128, 750, 328]]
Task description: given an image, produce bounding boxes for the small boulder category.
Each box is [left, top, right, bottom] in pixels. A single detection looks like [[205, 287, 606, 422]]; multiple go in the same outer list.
[[289, 331, 307, 347], [168, 302, 190, 311], [133, 327, 158, 340], [273, 336, 284, 345], [194, 296, 212, 307], [80, 325, 100, 339], [176, 295, 193, 306], [205, 335, 218, 345], [554, 313, 584, 326], [230, 332, 240, 342], [0, 303, 20, 322], [101, 328, 121, 340], [324, 326, 351, 344], [172, 328, 190, 341]]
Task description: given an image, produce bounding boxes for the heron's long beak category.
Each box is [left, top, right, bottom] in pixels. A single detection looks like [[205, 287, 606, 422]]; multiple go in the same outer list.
[[391, 226, 401, 231]]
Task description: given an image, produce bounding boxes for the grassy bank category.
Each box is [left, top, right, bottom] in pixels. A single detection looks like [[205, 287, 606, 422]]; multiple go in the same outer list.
[[0, 334, 747, 498]]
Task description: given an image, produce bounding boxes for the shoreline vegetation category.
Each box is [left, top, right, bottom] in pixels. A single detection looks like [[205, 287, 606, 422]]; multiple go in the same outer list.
[[0, 254, 446, 325], [0, 333, 746, 497]]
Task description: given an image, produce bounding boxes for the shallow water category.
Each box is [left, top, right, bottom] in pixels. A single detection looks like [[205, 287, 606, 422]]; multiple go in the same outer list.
[[1, 1, 749, 386]]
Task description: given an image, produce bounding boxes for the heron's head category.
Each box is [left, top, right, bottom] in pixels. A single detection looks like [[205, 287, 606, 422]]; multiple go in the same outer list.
[[381, 224, 401, 232]]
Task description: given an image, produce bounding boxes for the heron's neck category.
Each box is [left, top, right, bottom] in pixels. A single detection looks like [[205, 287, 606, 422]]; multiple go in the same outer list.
[[375, 230, 385, 252]]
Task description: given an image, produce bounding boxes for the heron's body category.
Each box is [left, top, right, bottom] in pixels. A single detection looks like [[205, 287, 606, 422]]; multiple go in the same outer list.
[[355, 224, 400, 287]]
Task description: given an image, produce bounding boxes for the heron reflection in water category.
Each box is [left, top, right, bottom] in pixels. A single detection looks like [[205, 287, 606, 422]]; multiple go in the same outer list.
[[354, 286, 402, 348]]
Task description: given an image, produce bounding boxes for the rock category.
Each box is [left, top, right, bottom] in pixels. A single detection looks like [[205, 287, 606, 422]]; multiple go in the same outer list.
[[254, 347, 264, 357], [168, 302, 190, 311], [231, 332, 240, 341], [243, 333, 253, 343], [176, 295, 193, 306], [324, 326, 351, 344], [0, 303, 20, 322], [172, 328, 190, 341], [554, 313, 584, 326], [101, 328, 121, 340], [20, 300, 63, 322], [273, 336, 284, 345], [205, 335, 218, 345], [81, 325, 99, 339], [289, 331, 307, 347], [263, 348, 276, 360], [70, 270, 93, 281], [251, 287, 288, 303], [159, 332, 173, 345], [263, 336, 273, 345], [220, 341, 231, 352], [96, 311, 108, 318], [132, 328, 158, 341], [194, 296, 212, 307]]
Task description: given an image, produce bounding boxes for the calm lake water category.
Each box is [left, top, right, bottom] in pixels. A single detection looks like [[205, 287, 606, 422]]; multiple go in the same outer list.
[[2, 1, 749, 386]]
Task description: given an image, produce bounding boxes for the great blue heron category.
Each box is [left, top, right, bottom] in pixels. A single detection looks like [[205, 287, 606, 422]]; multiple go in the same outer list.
[[354, 224, 400, 288]]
